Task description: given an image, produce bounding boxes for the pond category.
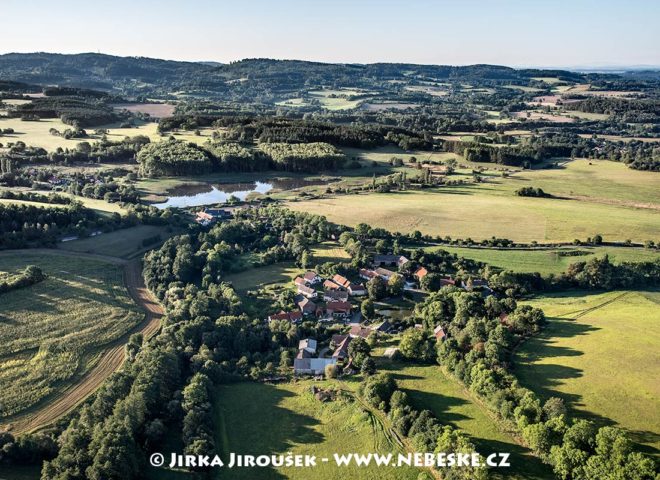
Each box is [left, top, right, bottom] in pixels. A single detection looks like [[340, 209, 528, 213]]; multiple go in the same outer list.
[[153, 178, 330, 209]]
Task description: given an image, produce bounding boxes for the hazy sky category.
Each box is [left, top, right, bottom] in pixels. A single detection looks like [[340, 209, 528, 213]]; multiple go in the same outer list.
[[1, 0, 658, 67]]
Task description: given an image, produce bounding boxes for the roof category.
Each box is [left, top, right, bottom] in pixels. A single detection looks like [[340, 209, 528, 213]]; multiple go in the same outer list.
[[332, 334, 349, 345], [375, 267, 395, 278], [348, 282, 366, 292], [296, 349, 313, 359], [294, 357, 337, 373], [268, 310, 303, 322], [298, 298, 317, 311], [326, 301, 352, 313], [196, 211, 213, 221], [371, 321, 392, 333], [359, 269, 378, 279], [332, 336, 352, 358], [303, 271, 319, 281], [332, 274, 350, 288], [299, 338, 317, 352], [324, 290, 349, 301], [297, 284, 316, 295], [414, 267, 429, 279], [294, 276, 305, 286], [433, 325, 446, 340], [349, 324, 371, 338], [323, 279, 341, 290], [374, 254, 409, 266]]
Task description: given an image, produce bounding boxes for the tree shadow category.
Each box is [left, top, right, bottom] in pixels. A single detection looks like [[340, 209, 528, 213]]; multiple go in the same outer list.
[[212, 382, 324, 480]]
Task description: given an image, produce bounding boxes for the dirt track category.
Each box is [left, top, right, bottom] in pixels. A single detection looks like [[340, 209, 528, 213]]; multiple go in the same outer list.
[[0, 250, 163, 434]]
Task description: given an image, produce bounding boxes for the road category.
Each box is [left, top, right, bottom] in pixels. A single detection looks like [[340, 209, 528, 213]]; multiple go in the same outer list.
[[0, 250, 163, 434]]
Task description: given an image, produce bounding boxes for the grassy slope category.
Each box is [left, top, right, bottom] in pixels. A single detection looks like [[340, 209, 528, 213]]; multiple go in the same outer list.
[[517, 290, 660, 455], [377, 360, 553, 480], [214, 381, 420, 480], [0, 253, 141, 419], [430, 246, 659, 275], [59, 225, 169, 258]]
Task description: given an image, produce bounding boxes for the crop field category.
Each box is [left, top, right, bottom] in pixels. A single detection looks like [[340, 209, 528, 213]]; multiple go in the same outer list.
[[517, 290, 660, 455], [0, 252, 141, 420], [430, 246, 659, 274], [59, 225, 169, 258], [376, 360, 553, 479], [213, 381, 421, 480]]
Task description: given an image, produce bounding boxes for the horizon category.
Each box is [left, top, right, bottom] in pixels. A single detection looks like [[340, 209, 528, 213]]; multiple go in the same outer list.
[[2, 50, 659, 72], [1, 0, 658, 68]]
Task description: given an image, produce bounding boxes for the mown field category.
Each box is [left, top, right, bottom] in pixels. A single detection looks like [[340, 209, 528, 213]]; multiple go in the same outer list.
[[0, 252, 141, 420], [376, 360, 553, 480], [213, 381, 421, 480], [288, 159, 660, 243], [430, 246, 659, 275], [517, 290, 660, 455], [59, 225, 169, 258]]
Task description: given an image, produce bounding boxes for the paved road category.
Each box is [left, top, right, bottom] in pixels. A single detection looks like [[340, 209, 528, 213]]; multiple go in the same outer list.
[[0, 249, 163, 434]]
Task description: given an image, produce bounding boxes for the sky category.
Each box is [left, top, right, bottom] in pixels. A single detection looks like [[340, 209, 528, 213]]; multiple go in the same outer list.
[[1, 0, 658, 67]]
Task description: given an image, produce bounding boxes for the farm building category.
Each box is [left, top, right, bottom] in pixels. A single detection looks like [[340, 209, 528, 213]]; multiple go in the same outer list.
[[323, 290, 349, 303], [332, 274, 351, 289], [374, 267, 395, 281], [293, 357, 337, 375], [373, 254, 409, 268], [348, 283, 366, 296], [326, 301, 352, 318], [303, 271, 322, 285], [359, 268, 378, 281], [299, 338, 317, 354], [323, 279, 342, 291], [297, 284, 317, 298]]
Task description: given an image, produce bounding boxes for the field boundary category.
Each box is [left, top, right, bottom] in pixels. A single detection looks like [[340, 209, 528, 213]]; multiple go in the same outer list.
[[0, 249, 163, 434]]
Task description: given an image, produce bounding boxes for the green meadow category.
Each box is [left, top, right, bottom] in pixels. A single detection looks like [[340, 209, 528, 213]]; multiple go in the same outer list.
[[517, 290, 660, 455]]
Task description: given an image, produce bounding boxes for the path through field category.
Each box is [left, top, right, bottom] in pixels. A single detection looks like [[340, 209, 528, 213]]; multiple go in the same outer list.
[[0, 249, 163, 434]]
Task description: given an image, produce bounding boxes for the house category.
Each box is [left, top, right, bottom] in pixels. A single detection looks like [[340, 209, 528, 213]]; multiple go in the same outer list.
[[299, 338, 317, 355], [370, 321, 393, 334], [374, 267, 395, 281], [294, 276, 306, 286], [303, 271, 322, 285], [326, 301, 352, 318], [296, 348, 313, 359], [348, 283, 366, 296], [268, 310, 303, 323], [433, 325, 446, 341], [298, 298, 317, 315], [293, 357, 337, 375], [323, 279, 342, 291], [332, 274, 351, 289], [359, 269, 378, 281], [194, 211, 215, 226], [349, 324, 371, 339], [414, 267, 429, 282], [331, 334, 349, 347], [297, 284, 317, 299], [206, 208, 233, 220], [323, 290, 349, 303], [373, 254, 410, 268], [332, 336, 352, 360]]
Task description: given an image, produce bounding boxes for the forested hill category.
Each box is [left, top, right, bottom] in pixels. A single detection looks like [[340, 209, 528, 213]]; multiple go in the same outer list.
[[0, 52, 588, 98]]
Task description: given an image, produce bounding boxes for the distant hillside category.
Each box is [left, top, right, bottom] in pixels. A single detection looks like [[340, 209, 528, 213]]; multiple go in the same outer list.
[[0, 52, 588, 99]]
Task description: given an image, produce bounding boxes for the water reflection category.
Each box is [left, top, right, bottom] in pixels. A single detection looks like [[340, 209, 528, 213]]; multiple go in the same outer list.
[[153, 177, 330, 209]]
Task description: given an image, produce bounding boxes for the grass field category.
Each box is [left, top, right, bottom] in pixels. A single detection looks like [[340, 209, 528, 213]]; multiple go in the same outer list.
[[376, 360, 553, 479], [430, 246, 659, 274], [0, 253, 141, 419], [517, 290, 660, 455], [213, 381, 420, 480], [59, 225, 170, 258], [311, 242, 351, 264], [289, 159, 660, 243], [224, 262, 302, 294]]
